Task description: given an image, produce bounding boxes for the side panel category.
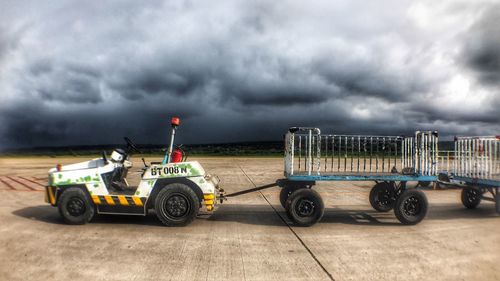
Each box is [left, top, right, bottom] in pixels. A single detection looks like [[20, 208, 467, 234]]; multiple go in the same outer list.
[[188, 176, 218, 211], [134, 179, 157, 197], [188, 176, 216, 194], [139, 161, 215, 210], [142, 161, 205, 179], [50, 163, 115, 196], [135, 161, 209, 199], [145, 176, 220, 211]]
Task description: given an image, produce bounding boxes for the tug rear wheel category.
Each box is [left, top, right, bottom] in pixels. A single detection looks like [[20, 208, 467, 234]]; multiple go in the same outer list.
[[155, 183, 199, 226], [58, 187, 95, 225], [394, 189, 428, 225], [285, 189, 324, 227], [369, 182, 396, 212], [461, 187, 481, 209]]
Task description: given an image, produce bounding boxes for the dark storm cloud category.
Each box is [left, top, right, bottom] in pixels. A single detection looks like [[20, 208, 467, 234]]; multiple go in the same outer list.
[[109, 69, 206, 101], [463, 5, 500, 86], [0, 0, 499, 149], [313, 60, 418, 103], [219, 75, 334, 106], [27, 61, 102, 104]]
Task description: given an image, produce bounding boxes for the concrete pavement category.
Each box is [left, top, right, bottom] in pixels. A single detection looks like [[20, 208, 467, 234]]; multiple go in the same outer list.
[[0, 157, 498, 280]]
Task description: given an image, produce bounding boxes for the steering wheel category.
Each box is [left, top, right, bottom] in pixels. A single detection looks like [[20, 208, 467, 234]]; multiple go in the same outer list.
[[124, 137, 142, 154]]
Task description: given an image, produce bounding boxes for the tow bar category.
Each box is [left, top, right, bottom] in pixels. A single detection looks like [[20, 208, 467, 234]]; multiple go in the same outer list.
[[221, 180, 284, 199]]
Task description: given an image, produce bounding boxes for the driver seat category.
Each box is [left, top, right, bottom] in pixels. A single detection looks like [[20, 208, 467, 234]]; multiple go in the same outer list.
[[111, 169, 128, 191], [109, 148, 129, 191]]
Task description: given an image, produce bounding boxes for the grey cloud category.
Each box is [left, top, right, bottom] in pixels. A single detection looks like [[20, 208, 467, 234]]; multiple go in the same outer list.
[[28, 58, 53, 76], [110, 69, 206, 101], [409, 103, 500, 125], [32, 69, 102, 104], [463, 5, 500, 86]]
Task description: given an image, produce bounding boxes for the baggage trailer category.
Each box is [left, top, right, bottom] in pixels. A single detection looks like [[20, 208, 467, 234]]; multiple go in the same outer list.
[[278, 127, 439, 226], [449, 136, 500, 213]]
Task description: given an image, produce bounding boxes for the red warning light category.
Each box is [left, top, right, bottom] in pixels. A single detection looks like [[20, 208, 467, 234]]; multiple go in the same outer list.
[[171, 117, 180, 127]]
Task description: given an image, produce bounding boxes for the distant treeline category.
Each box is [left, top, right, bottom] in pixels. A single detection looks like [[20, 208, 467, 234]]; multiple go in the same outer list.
[[1, 141, 455, 157], [0, 142, 284, 157]]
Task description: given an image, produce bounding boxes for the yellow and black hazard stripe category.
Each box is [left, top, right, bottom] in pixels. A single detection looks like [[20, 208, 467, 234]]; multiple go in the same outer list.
[[45, 186, 57, 206], [91, 195, 146, 207]]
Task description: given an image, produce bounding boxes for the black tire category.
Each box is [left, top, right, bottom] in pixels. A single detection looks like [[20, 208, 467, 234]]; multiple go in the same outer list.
[[285, 189, 324, 227], [394, 189, 428, 225], [369, 182, 396, 212], [418, 181, 431, 188], [58, 187, 95, 225], [461, 187, 481, 209], [155, 183, 199, 226], [279, 185, 299, 209]]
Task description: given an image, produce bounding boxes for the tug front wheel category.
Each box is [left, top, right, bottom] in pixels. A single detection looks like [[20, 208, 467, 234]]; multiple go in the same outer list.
[[58, 187, 95, 225], [285, 189, 324, 227], [394, 189, 428, 225], [155, 183, 199, 226], [461, 187, 481, 209]]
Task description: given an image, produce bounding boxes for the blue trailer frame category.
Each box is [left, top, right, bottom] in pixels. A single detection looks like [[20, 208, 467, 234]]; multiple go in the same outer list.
[[287, 174, 437, 182], [453, 176, 500, 189]]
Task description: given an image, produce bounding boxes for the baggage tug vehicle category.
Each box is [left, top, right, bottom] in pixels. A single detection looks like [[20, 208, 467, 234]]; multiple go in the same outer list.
[[45, 117, 223, 226]]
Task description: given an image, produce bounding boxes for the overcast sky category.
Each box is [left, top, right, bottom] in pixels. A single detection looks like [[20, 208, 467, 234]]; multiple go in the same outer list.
[[0, 0, 499, 149]]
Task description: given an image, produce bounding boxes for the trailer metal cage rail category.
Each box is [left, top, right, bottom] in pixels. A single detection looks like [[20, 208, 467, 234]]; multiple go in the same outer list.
[[453, 136, 500, 183], [444, 136, 500, 213], [284, 127, 439, 182]]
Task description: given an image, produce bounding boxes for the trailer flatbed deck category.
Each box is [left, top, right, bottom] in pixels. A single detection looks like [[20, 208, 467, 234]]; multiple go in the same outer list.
[[287, 173, 436, 182], [452, 176, 500, 188]]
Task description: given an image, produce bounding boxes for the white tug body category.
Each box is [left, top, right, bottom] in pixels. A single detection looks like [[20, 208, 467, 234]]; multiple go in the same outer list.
[[45, 117, 222, 226]]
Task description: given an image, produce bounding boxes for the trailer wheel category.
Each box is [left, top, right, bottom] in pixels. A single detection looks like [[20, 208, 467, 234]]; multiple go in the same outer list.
[[461, 187, 481, 209], [286, 189, 324, 227], [279, 185, 299, 209], [369, 182, 396, 212], [58, 187, 95, 225], [394, 189, 428, 225], [155, 183, 199, 226]]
